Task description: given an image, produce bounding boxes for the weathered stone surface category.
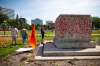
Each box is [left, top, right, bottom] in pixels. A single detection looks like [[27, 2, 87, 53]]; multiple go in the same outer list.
[[54, 14, 95, 48]]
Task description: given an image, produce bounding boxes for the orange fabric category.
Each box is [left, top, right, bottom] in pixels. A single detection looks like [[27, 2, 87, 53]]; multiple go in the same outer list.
[[29, 24, 37, 48]]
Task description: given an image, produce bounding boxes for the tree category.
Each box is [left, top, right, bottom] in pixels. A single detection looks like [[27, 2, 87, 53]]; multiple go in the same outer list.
[[7, 19, 16, 28], [15, 14, 20, 28], [19, 18, 27, 29], [0, 12, 9, 24], [0, 22, 8, 35], [0, 12, 9, 35], [92, 17, 100, 29], [35, 24, 41, 30], [47, 22, 55, 30]]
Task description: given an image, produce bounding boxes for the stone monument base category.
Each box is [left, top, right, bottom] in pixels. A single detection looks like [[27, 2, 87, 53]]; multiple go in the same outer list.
[[44, 42, 99, 56], [54, 41, 95, 49], [34, 42, 100, 60]]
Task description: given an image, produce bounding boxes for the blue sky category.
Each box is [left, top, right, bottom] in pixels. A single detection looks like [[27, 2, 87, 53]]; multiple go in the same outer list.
[[0, 0, 100, 24]]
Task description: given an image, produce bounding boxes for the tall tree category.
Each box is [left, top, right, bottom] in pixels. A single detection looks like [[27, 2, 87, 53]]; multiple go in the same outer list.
[[15, 14, 19, 28], [0, 12, 9, 24], [0, 22, 8, 35]]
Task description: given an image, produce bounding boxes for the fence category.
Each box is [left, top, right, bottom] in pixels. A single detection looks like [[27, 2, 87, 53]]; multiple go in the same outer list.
[[0, 30, 22, 47]]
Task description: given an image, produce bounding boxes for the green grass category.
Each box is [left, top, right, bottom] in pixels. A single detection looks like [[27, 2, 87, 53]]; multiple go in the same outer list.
[[0, 44, 24, 59], [0, 48, 16, 59], [92, 30, 100, 34], [0, 30, 100, 59], [92, 30, 100, 41]]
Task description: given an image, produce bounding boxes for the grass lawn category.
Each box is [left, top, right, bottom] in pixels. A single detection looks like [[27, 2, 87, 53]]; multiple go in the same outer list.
[[0, 48, 16, 59], [92, 30, 100, 41], [0, 30, 100, 59], [0, 44, 24, 59]]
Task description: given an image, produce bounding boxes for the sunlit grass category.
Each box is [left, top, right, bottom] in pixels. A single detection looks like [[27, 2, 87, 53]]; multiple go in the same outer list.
[[92, 30, 100, 34]]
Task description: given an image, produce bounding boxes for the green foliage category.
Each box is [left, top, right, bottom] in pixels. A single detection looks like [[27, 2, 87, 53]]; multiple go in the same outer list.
[[0, 12, 9, 24], [47, 23, 55, 30], [0, 13, 31, 30], [0, 22, 9, 35], [35, 24, 41, 30], [7, 19, 16, 28], [0, 12, 10, 35], [92, 17, 100, 29]]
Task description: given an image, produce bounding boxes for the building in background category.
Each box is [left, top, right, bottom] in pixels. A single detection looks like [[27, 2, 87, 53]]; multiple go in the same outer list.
[[31, 18, 43, 25], [0, 6, 15, 19]]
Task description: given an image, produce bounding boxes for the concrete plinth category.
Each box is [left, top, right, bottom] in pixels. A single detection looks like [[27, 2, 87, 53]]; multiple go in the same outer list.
[[34, 43, 100, 60], [44, 43, 100, 56]]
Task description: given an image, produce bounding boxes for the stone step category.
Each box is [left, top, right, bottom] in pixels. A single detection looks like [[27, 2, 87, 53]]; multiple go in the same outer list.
[[34, 44, 100, 60], [35, 56, 100, 60], [43, 43, 100, 56]]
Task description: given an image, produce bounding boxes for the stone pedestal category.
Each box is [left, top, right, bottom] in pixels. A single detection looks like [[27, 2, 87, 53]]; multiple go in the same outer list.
[[43, 43, 100, 56]]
